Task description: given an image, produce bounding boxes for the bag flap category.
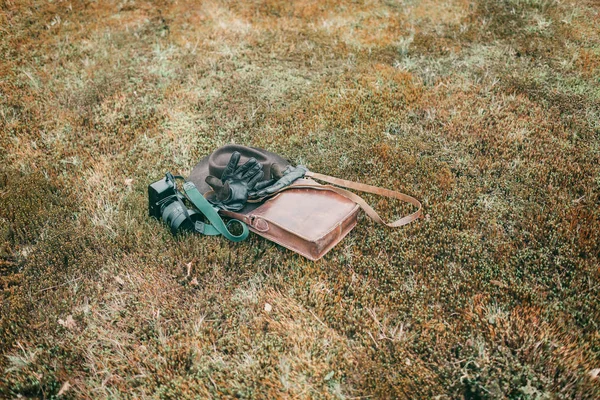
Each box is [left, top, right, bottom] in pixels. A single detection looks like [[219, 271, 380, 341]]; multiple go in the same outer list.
[[249, 187, 359, 242]]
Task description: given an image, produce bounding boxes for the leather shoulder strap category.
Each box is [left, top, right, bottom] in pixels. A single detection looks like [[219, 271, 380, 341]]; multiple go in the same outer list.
[[303, 171, 422, 228]]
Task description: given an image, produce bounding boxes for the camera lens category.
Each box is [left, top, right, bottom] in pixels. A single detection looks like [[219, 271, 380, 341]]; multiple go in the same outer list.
[[162, 201, 197, 235]]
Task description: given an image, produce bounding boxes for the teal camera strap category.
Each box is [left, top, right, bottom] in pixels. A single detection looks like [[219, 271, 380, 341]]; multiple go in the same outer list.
[[183, 181, 249, 242]]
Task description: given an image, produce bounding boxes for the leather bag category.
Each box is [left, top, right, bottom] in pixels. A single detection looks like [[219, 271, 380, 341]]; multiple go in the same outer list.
[[188, 145, 421, 260]]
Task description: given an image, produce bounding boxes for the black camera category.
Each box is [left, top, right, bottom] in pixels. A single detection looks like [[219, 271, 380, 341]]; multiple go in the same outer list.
[[148, 173, 201, 235]]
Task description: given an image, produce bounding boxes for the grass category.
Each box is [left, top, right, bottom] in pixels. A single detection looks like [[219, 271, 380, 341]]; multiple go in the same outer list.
[[1, 0, 599, 398]]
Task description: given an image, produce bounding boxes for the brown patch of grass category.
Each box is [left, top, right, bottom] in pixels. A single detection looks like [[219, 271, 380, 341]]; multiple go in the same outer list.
[[577, 48, 600, 76], [1, 0, 600, 398]]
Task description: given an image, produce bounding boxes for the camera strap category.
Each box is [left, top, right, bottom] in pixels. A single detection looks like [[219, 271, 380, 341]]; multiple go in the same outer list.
[[183, 181, 249, 242]]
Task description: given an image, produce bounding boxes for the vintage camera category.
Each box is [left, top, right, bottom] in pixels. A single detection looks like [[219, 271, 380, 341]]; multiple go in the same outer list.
[[148, 173, 200, 235]]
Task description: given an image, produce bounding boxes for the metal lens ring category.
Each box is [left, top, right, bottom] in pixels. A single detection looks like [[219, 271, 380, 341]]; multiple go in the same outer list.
[[162, 201, 192, 235]]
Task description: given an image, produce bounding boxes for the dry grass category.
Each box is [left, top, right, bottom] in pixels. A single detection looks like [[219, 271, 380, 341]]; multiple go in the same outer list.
[[1, 0, 599, 398]]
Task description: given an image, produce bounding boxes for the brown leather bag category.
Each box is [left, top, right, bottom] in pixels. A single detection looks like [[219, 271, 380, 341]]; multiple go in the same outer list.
[[188, 145, 421, 260], [218, 179, 360, 260]]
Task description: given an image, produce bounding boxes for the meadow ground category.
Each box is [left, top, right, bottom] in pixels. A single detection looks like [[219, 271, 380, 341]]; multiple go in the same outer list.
[[1, 0, 599, 398]]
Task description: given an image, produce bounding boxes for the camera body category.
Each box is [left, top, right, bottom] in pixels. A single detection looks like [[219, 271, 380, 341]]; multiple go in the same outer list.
[[148, 173, 199, 235], [148, 175, 177, 219]]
